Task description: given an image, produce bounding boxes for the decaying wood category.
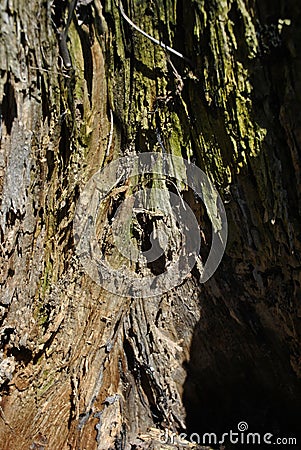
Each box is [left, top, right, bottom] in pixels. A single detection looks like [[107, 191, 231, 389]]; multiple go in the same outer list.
[[0, 0, 301, 449]]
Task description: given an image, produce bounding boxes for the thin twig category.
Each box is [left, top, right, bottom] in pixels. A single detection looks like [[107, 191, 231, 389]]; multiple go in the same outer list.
[[119, 1, 192, 65], [166, 54, 184, 95], [106, 109, 114, 157]]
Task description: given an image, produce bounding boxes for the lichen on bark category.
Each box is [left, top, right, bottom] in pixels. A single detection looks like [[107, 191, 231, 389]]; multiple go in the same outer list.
[[0, 0, 301, 449]]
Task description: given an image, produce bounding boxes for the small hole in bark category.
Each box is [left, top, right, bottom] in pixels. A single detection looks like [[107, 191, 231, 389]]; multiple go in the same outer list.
[[2, 78, 17, 134], [7, 346, 33, 365]]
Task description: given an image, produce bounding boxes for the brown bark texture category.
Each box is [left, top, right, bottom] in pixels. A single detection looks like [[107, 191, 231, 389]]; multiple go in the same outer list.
[[0, 0, 301, 449]]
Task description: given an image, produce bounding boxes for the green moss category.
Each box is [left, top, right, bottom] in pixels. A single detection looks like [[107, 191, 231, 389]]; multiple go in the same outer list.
[[37, 376, 56, 397]]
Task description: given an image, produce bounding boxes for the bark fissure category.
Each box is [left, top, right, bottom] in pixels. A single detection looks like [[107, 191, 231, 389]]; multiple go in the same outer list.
[[0, 0, 301, 448]]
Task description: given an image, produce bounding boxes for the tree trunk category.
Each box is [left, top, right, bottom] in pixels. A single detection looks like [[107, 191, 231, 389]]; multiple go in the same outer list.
[[0, 0, 300, 449]]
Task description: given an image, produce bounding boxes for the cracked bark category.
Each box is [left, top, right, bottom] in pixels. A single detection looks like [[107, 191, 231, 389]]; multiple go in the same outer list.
[[0, 0, 301, 449]]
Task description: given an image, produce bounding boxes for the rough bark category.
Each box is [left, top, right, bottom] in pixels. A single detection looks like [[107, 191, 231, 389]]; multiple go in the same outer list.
[[0, 0, 300, 449]]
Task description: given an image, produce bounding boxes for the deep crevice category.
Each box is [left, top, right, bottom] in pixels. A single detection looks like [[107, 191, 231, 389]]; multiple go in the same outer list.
[[1, 76, 17, 134]]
